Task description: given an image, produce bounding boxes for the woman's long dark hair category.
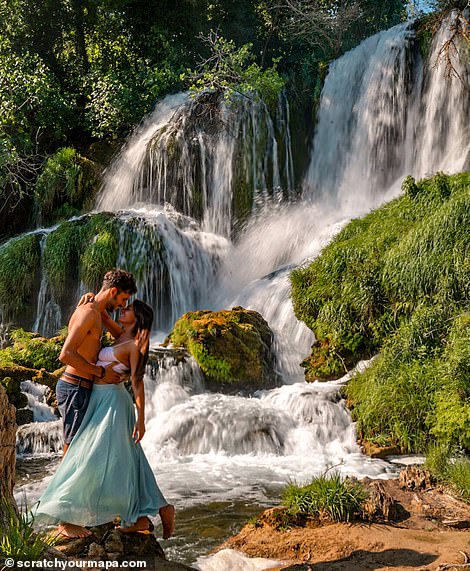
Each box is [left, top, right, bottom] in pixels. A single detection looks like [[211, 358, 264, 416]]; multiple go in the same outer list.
[[131, 299, 154, 381]]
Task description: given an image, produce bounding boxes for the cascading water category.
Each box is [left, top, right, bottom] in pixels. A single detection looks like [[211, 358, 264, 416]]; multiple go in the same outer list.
[[97, 92, 295, 237], [11, 12, 468, 568], [304, 12, 470, 211]]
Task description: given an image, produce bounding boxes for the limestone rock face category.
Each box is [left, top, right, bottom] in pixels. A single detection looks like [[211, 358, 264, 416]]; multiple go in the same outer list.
[[0, 383, 17, 522], [165, 306, 280, 393]]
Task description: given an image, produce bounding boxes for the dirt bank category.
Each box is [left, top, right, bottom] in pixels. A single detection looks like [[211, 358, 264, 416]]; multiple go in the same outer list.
[[219, 469, 470, 571]]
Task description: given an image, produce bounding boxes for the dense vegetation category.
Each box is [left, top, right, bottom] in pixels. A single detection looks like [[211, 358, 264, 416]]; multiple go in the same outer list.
[[291, 172, 470, 491]]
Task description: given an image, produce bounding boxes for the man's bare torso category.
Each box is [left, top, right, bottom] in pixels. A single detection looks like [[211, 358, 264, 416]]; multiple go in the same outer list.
[[65, 305, 102, 380]]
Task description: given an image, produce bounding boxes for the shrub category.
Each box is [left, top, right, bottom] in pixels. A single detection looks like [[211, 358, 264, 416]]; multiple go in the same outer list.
[[34, 148, 99, 223], [282, 473, 368, 522], [426, 444, 470, 502]]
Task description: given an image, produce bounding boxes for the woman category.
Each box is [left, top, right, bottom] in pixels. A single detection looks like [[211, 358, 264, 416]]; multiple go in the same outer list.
[[33, 300, 175, 539]]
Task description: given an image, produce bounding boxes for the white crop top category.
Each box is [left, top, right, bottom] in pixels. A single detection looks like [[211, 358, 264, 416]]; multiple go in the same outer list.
[[96, 345, 130, 375]]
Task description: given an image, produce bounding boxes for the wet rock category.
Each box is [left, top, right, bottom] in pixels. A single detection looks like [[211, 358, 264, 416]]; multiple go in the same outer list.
[[55, 523, 195, 569], [16, 407, 34, 425], [361, 441, 401, 458]]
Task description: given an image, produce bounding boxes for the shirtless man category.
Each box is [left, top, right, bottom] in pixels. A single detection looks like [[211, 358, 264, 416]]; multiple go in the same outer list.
[[55, 269, 137, 538]]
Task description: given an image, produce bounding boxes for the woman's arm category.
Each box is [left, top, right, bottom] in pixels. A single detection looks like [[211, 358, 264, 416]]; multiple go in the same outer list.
[[130, 345, 145, 444]]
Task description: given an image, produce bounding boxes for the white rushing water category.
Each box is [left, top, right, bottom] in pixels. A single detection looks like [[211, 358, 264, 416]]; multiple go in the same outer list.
[[12, 11, 470, 567]]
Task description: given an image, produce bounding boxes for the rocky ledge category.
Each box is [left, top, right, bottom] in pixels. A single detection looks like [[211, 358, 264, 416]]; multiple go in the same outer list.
[[219, 467, 470, 571], [53, 523, 196, 570]]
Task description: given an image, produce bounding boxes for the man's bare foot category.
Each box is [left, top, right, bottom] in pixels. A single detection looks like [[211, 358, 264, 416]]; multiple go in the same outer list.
[[159, 504, 175, 539], [119, 516, 154, 534], [56, 523, 92, 538]]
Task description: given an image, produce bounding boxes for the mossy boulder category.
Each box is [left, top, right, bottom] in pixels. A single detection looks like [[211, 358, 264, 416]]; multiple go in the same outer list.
[[165, 307, 280, 392], [0, 329, 64, 372]]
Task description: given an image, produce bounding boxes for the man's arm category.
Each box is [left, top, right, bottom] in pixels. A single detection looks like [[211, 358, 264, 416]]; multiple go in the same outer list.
[[59, 309, 104, 378]]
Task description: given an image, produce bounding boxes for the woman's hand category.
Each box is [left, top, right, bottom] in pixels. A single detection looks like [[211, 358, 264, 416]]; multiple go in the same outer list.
[[77, 292, 95, 307], [133, 417, 146, 444]]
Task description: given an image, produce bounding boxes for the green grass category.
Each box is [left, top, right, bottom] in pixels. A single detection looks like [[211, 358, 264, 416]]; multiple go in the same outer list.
[[426, 444, 470, 502], [34, 147, 99, 223], [291, 172, 470, 454], [43, 213, 118, 296], [282, 473, 368, 522], [0, 498, 58, 561], [291, 172, 470, 382]]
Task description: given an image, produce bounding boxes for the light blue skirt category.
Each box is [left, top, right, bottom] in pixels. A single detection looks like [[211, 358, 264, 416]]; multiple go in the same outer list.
[[33, 383, 167, 527]]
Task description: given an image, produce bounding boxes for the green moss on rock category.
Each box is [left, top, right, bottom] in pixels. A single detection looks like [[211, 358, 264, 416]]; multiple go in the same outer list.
[[43, 213, 118, 297], [0, 328, 64, 372], [0, 234, 41, 319], [165, 306, 279, 392]]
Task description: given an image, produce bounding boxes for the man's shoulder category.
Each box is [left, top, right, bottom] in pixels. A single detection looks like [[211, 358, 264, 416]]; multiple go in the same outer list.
[[70, 304, 101, 324]]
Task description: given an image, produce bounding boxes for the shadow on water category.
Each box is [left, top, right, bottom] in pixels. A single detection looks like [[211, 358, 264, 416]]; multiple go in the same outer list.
[[280, 549, 437, 571]]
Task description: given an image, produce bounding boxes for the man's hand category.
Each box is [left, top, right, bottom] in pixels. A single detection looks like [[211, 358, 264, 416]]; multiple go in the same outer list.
[[101, 363, 121, 384], [133, 417, 145, 444]]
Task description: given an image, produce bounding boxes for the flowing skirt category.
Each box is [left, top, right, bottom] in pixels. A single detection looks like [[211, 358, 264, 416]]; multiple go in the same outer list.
[[33, 383, 167, 527]]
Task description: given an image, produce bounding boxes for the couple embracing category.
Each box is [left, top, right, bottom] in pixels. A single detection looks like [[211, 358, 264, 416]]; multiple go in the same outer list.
[[33, 269, 175, 540]]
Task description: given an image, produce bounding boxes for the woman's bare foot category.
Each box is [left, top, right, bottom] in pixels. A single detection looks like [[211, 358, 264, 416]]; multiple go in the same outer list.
[[119, 516, 154, 534], [159, 504, 175, 539], [56, 523, 91, 538]]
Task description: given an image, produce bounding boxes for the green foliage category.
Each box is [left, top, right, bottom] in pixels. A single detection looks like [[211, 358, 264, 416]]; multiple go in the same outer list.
[[347, 311, 470, 453], [0, 328, 64, 371], [282, 473, 368, 522], [0, 497, 58, 560], [34, 147, 99, 223], [184, 34, 285, 107], [80, 228, 119, 292], [292, 172, 470, 453], [292, 172, 470, 382], [0, 234, 40, 316], [426, 444, 470, 502]]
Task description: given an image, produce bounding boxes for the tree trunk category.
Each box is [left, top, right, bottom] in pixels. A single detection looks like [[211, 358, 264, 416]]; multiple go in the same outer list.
[[0, 384, 17, 526]]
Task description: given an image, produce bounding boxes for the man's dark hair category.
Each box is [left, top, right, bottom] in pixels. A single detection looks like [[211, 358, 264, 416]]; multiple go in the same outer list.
[[102, 269, 137, 294]]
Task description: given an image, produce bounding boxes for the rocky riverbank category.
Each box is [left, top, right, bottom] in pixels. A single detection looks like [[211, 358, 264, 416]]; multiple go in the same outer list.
[[219, 467, 470, 571]]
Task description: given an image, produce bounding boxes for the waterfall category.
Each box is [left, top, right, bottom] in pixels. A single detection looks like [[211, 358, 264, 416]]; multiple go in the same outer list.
[[304, 12, 470, 212], [97, 92, 295, 237], [33, 234, 62, 337]]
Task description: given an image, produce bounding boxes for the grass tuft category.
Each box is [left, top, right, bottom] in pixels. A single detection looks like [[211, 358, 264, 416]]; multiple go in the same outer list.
[[282, 472, 368, 522]]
